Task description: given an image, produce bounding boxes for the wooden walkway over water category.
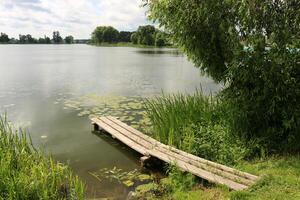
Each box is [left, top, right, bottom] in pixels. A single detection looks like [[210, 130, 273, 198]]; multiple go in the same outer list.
[[91, 116, 259, 190]]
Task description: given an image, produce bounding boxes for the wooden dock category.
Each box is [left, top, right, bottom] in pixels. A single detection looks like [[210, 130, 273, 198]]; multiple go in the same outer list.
[[91, 116, 259, 191]]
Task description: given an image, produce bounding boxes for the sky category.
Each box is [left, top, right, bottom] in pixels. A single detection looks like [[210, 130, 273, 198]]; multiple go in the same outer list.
[[0, 0, 151, 39]]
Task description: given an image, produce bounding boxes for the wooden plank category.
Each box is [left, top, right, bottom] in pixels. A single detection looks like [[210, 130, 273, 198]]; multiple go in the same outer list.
[[91, 117, 259, 190], [106, 116, 259, 182], [102, 117, 255, 186], [96, 118, 247, 190], [91, 118, 149, 155], [149, 148, 248, 190]]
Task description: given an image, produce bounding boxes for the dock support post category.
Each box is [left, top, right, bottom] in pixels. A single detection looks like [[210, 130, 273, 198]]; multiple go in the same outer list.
[[92, 122, 100, 132], [140, 156, 151, 168]]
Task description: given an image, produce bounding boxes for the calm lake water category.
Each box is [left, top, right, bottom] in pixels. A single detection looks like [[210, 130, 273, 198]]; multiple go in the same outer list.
[[0, 44, 220, 198]]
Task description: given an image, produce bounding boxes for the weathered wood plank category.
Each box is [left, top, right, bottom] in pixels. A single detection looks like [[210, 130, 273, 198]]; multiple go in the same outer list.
[[91, 118, 149, 155], [91, 116, 259, 190], [106, 116, 259, 182], [149, 148, 248, 190], [102, 117, 255, 186]]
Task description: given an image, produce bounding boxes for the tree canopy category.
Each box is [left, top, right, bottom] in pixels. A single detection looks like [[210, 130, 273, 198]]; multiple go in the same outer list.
[[19, 34, 37, 44], [146, 0, 300, 152], [0, 32, 74, 44], [136, 25, 156, 45], [92, 26, 119, 43], [65, 35, 74, 44], [52, 31, 63, 44], [119, 31, 132, 43], [91, 25, 169, 47], [130, 32, 138, 44], [38, 36, 51, 44], [0, 33, 9, 43]]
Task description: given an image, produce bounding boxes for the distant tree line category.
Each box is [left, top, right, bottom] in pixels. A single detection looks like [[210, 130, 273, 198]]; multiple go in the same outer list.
[[91, 25, 170, 47], [0, 31, 74, 44]]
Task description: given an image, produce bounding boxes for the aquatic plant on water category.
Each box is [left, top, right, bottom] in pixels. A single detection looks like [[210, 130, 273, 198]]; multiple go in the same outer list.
[[60, 94, 152, 131], [89, 167, 152, 188]]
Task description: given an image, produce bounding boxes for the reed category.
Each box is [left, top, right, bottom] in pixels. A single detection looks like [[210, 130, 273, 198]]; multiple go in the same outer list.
[[0, 115, 85, 200], [145, 91, 249, 165], [146, 91, 210, 145]]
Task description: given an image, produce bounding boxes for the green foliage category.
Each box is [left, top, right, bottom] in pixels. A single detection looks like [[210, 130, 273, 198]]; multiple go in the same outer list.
[[102, 26, 119, 43], [0, 116, 85, 199], [0, 33, 9, 43], [130, 32, 138, 44], [90, 25, 169, 47], [146, 91, 250, 165], [136, 156, 300, 200], [155, 31, 168, 47], [146, 0, 237, 81], [92, 26, 105, 43], [136, 25, 156, 46], [38, 36, 51, 44], [0, 32, 61, 44], [222, 48, 300, 152], [146, 0, 300, 153], [65, 35, 74, 44], [19, 34, 38, 44], [229, 155, 300, 200], [167, 167, 196, 192], [52, 31, 63, 44], [119, 31, 132, 43], [92, 26, 119, 44]]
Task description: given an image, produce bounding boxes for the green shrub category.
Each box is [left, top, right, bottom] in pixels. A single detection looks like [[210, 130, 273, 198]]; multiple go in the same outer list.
[[182, 123, 248, 165], [0, 116, 85, 200], [167, 166, 196, 192], [223, 47, 300, 152]]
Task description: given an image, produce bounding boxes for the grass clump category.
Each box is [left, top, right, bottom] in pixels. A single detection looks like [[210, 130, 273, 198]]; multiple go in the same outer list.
[[230, 155, 300, 200], [146, 91, 250, 165], [160, 157, 300, 200], [0, 116, 85, 200]]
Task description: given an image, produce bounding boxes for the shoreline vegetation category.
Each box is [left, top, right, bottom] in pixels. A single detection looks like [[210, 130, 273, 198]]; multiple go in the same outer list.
[[88, 42, 174, 48], [0, 25, 171, 48], [0, 116, 85, 200], [127, 0, 299, 199], [128, 93, 300, 200], [89, 25, 171, 48], [0, 31, 77, 44]]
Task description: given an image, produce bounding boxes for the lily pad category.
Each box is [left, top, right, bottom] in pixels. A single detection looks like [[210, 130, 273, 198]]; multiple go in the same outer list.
[[122, 180, 134, 187], [137, 174, 151, 181]]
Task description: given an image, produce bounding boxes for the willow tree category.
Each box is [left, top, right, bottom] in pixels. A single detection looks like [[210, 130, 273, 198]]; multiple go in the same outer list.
[[146, 0, 300, 152], [92, 26, 119, 44]]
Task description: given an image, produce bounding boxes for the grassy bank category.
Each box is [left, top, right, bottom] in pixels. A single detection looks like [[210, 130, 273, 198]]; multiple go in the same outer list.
[[133, 155, 300, 200], [0, 116, 85, 200], [131, 92, 300, 200]]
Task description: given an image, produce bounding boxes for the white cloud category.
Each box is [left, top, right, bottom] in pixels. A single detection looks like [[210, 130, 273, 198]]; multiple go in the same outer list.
[[0, 0, 150, 39]]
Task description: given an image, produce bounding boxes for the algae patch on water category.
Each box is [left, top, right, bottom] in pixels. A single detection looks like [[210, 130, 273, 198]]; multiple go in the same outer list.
[[89, 167, 153, 188], [60, 94, 152, 131]]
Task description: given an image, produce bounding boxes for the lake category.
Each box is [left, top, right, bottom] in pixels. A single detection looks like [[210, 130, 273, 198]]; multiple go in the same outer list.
[[0, 44, 220, 198]]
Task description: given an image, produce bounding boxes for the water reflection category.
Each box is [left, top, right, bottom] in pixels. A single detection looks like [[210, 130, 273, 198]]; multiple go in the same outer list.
[[135, 48, 182, 56], [0, 44, 221, 198]]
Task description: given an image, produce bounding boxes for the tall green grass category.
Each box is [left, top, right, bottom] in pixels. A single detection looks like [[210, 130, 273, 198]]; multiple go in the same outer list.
[[0, 116, 85, 200], [145, 91, 251, 165]]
